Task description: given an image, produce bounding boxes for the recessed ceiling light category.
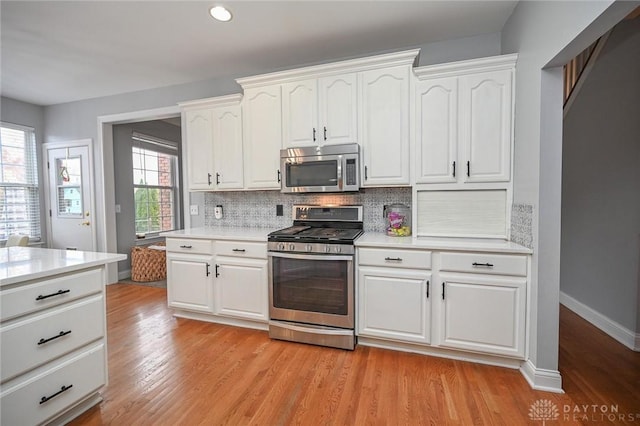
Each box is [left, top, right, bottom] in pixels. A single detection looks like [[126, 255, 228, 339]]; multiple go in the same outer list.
[[209, 6, 232, 22]]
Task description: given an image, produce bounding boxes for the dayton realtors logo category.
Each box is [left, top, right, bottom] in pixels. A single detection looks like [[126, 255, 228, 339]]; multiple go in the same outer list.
[[529, 400, 640, 423]]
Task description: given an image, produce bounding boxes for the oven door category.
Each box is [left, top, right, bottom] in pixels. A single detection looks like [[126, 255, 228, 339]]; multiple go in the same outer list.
[[268, 252, 354, 329], [281, 154, 342, 193]]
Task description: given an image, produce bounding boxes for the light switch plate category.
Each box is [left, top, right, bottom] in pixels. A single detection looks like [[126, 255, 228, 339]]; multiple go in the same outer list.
[[190, 205, 199, 215], [115, 204, 121, 213]]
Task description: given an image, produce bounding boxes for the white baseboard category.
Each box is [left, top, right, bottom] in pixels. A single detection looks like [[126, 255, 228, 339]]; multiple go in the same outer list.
[[118, 269, 131, 282], [560, 291, 639, 351], [519, 360, 564, 393]]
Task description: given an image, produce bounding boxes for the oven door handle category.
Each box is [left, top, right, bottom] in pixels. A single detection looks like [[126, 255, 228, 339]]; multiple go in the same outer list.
[[268, 252, 351, 262]]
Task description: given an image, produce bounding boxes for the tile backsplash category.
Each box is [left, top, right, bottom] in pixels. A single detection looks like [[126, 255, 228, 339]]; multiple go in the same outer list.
[[510, 203, 534, 249], [204, 188, 412, 232]]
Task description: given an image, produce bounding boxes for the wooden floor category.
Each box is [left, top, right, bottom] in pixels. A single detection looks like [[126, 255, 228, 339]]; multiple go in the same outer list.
[[70, 284, 640, 425]]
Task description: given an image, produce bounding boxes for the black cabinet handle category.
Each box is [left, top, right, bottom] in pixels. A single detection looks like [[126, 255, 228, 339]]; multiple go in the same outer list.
[[472, 262, 494, 268], [216, 173, 221, 185], [215, 264, 220, 277], [442, 282, 445, 300], [207, 173, 212, 185], [277, 170, 281, 183], [384, 257, 402, 262], [180, 245, 192, 249], [38, 330, 72, 346], [364, 166, 368, 180], [452, 161, 456, 177], [232, 249, 246, 252], [40, 384, 73, 405], [426, 280, 430, 298], [35, 289, 70, 301], [206, 263, 211, 277], [313, 127, 316, 142], [467, 161, 470, 177], [323, 126, 327, 141]]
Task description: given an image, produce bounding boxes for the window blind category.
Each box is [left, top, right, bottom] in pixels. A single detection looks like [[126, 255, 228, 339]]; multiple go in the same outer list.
[[0, 122, 41, 241]]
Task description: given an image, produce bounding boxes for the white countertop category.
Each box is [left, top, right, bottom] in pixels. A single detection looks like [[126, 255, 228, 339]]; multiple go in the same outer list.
[[161, 227, 277, 242], [356, 233, 532, 254], [0, 247, 126, 286]]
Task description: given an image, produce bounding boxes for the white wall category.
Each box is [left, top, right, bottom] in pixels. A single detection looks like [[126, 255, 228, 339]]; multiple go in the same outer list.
[[501, 0, 637, 389], [0, 97, 48, 245], [561, 18, 640, 334]]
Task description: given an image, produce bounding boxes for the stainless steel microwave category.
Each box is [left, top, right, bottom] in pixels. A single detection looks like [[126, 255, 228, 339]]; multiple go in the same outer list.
[[280, 143, 360, 193]]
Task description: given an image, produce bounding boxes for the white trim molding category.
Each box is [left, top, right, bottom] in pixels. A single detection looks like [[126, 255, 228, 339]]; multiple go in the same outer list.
[[560, 291, 640, 351], [520, 360, 564, 393]]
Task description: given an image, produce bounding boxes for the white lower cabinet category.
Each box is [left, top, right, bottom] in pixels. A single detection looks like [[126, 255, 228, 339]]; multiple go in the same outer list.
[[439, 273, 526, 358], [215, 256, 268, 322], [358, 267, 431, 344], [167, 253, 215, 314]]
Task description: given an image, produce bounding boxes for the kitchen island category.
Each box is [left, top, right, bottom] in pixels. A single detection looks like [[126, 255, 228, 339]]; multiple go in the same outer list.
[[0, 247, 125, 426]]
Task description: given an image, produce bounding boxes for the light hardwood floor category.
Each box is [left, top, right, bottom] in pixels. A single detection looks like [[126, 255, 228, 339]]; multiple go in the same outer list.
[[70, 284, 639, 425]]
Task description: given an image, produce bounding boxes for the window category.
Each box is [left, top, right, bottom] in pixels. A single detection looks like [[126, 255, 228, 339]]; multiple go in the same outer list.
[[0, 122, 41, 241], [132, 134, 178, 235]]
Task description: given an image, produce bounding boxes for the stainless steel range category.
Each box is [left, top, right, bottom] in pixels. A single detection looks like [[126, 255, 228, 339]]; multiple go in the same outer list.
[[267, 205, 363, 350]]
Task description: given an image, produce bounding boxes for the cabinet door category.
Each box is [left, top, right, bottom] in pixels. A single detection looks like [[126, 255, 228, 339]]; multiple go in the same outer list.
[[212, 104, 244, 190], [243, 86, 282, 189], [167, 253, 214, 313], [318, 73, 357, 145], [439, 273, 525, 358], [282, 79, 318, 147], [459, 69, 512, 183], [415, 77, 458, 184], [358, 267, 431, 344], [215, 257, 268, 322], [360, 66, 410, 186], [184, 109, 214, 190]]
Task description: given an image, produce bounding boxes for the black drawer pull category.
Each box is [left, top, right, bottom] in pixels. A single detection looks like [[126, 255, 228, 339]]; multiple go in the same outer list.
[[232, 249, 246, 252], [180, 245, 192, 249], [38, 330, 72, 345], [35, 289, 70, 301], [472, 262, 494, 268], [384, 257, 403, 262], [40, 384, 73, 404]]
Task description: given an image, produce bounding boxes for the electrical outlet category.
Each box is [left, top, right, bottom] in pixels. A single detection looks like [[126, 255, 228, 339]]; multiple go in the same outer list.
[[190, 205, 199, 215], [115, 204, 121, 213], [276, 205, 283, 216]]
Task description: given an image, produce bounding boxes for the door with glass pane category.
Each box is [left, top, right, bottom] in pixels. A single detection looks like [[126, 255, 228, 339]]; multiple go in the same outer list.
[[45, 141, 95, 251]]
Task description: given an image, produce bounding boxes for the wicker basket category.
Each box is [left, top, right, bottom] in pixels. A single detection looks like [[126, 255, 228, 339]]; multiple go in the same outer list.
[[131, 242, 166, 282]]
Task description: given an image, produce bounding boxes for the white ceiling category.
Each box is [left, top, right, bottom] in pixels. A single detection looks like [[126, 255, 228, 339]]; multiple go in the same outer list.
[[1, 1, 518, 106]]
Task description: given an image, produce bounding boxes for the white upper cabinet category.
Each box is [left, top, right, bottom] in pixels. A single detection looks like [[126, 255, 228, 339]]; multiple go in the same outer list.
[[360, 65, 411, 186], [459, 69, 512, 183], [212, 104, 243, 190], [414, 54, 516, 186], [282, 74, 357, 148], [180, 94, 243, 191], [242, 86, 283, 189], [282, 79, 318, 147], [184, 108, 215, 190]]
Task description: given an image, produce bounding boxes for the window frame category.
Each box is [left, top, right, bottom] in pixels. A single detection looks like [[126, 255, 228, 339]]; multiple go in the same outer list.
[[0, 121, 41, 243], [132, 142, 179, 237]]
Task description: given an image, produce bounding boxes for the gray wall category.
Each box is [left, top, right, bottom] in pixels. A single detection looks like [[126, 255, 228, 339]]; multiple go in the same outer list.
[[113, 120, 182, 277], [501, 0, 634, 383], [561, 19, 640, 333], [0, 97, 48, 244]]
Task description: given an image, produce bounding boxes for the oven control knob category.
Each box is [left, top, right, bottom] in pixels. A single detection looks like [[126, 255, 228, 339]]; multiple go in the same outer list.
[[289, 244, 295, 251], [325, 246, 331, 253], [335, 246, 342, 253], [306, 244, 313, 252], [277, 243, 285, 251]]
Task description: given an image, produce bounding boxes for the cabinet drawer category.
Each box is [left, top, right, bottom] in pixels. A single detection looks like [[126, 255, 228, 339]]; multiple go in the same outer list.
[[358, 248, 431, 269], [1, 343, 106, 426], [1, 296, 104, 382], [166, 238, 213, 255], [0, 268, 102, 322], [216, 241, 267, 259], [440, 252, 527, 276]]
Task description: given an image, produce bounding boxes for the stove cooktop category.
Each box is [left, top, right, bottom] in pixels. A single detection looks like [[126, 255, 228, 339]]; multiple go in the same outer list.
[[268, 226, 362, 243]]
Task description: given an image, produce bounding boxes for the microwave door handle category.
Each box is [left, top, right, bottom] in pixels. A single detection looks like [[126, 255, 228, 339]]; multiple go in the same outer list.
[[337, 160, 343, 189]]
